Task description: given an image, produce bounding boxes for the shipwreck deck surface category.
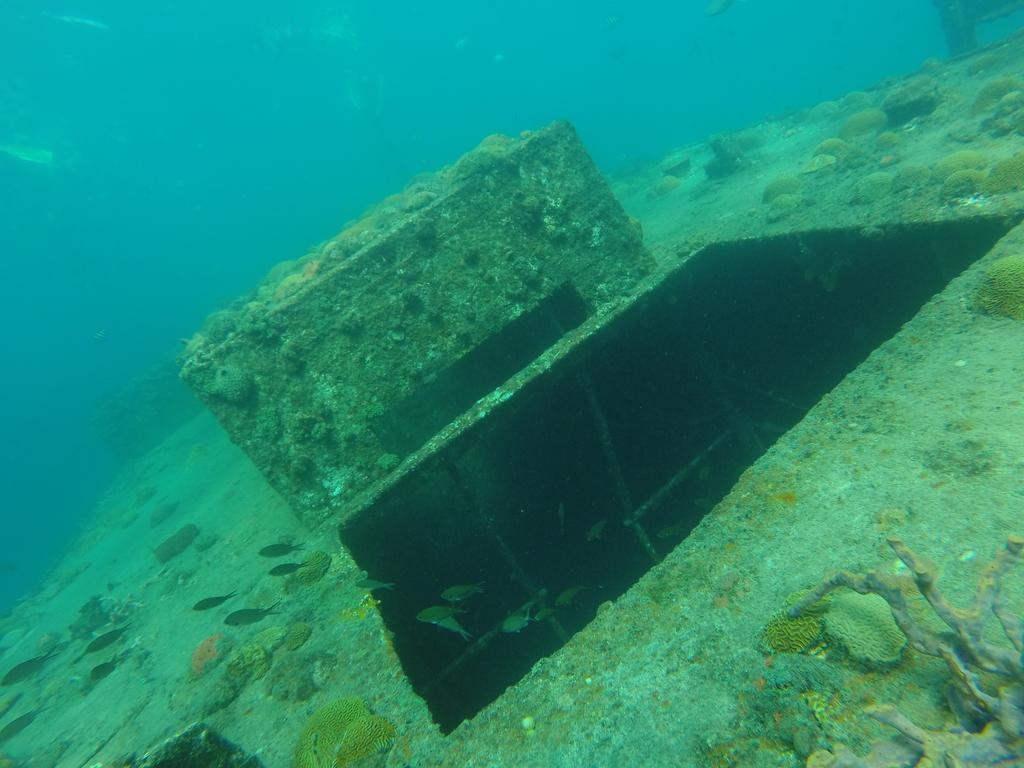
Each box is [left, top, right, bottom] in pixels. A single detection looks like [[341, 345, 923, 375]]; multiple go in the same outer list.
[[1, 32, 1023, 768]]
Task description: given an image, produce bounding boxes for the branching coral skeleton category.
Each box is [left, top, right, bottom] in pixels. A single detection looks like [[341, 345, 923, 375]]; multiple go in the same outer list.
[[792, 536, 1024, 767]]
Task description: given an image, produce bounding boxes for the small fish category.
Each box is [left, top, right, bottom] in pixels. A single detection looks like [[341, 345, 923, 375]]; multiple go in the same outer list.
[[93, 329, 106, 342], [416, 606, 470, 640], [1, 649, 60, 686], [0, 707, 43, 744], [440, 583, 485, 602], [258, 543, 302, 557], [556, 502, 565, 534], [43, 12, 111, 30], [89, 653, 126, 681], [224, 603, 280, 626], [192, 591, 237, 611], [268, 562, 303, 576], [585, 520, 607, 542], [78, 625, 130, 659], [416, 605, 459, 623], [501, 606, 534, 634], [533, 606, 557, 621], [554, 586, 585, 607], [436, 616, 471, 640], [355, 577, 395, 591], [705, 0, 735, 16]]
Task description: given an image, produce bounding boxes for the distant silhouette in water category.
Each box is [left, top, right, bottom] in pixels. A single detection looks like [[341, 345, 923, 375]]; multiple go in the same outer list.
[[705, 0, 735, 16], [933, 0, 1024, 54]]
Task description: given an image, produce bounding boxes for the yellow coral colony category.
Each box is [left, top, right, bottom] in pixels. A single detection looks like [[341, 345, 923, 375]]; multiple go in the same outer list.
[[293, 697, 397, 768]]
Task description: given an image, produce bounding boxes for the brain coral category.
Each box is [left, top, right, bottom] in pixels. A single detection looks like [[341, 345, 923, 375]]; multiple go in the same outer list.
[[763, 611, 821, 654], [293, 697, 396, 768], [977, 254, 1024, 320], [762, 176, 801, 204], [823, 591, 906, 666], [839, 108, 888, 139], [762, 589, 830, 654], [283, 622, 313, 652], [291, 551, 332, 587], [983, 152, 1024, 195], [932, 150, 988, 181], [941, 169, 986, 201], [972, 76, 1024, 113], [851, 172, 893, 204]]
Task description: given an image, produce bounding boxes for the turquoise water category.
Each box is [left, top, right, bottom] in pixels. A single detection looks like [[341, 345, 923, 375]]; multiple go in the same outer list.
[[0, 0, 1011, 611]]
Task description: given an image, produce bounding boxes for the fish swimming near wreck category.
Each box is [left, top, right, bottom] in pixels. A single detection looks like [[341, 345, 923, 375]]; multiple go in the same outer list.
[[76, 625, 130, 661], [416, 605, 471, 640], [268, 562, 303, 577], [224, 603, 280, 626], [192, 591, 237, 611], [355, 577, 394, 591], [554, 586, 585, 607], [258, 543, 302, 557], [585, 520, 607, 542], [501, 604, 535, 634], [89, 653, 127, 681], [1, 649, 60, 686], [440, 583, 485, 602], [0, 707, 44, 744]]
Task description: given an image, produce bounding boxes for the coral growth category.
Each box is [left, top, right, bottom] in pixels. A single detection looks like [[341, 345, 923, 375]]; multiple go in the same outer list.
[[763, 610, 822, 654], [851, 172, 893, 204], [191, 633, 224, 677], [793, 536, 1024, 767], [289, 551, 331, 587], [977, 254, 1024, 320], [763, 588, 830, 654], [226, 641, 271, 683], [762, 177, 801, 204], [983, 152, 1024, 195], [881, 76, 939, 126], [704, 134, 745, 179], [839, 108, 888, 139], [972, 76, 1024, 114], [283, 622, 313, 652], [293, 697, 396, 768], [649, 175, 681, 198], [932, 149, 988, 180], [209, 364, 253, 404], [941, 168, 986, 201], [821, 592, 905, 666]]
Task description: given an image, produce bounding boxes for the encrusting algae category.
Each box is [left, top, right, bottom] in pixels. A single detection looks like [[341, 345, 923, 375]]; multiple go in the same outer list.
[[293, 697, 396, 768]]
